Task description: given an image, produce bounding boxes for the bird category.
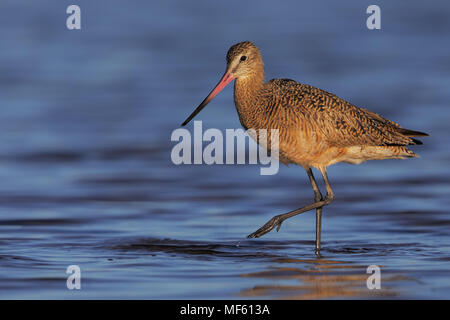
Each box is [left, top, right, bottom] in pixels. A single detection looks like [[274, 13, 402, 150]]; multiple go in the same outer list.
[[181, 41, 428, 255]]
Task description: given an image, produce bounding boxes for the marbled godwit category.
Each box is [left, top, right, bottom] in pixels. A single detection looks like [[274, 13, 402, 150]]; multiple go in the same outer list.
[[181, 41, 428, 255]]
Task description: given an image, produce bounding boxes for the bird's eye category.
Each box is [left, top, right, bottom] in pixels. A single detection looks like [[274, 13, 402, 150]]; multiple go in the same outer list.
[[240, 55, 247, 62]]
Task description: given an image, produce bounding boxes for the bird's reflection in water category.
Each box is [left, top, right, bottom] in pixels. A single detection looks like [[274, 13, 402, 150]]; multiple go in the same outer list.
[[239, 258, 409, 299]]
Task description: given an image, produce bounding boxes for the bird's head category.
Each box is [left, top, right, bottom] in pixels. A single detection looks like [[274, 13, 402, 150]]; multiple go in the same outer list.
[[225, 41, 263, 79], [181, 41, 263, 126]]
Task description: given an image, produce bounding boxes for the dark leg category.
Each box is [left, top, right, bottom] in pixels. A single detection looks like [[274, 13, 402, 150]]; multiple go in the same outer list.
[[306, 169, 324, 256], [315, 209, 322, 256], [320, 167, 334, 204], [247, 167, 335, 252]]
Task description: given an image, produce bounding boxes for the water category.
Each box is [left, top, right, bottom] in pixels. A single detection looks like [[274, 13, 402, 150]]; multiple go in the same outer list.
[[0, 0, 449, 299]]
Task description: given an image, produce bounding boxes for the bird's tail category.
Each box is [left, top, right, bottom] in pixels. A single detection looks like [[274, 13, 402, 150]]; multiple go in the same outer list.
[[395, 128, 429, 145]]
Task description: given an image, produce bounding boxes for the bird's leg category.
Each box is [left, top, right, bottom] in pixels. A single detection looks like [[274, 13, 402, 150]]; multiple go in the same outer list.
[[246, 195, 333, 239], [320, 167, 334, 205], [306, 168, 324, 256], [316, 168, 335, 255], [247, 168, 335, 240]]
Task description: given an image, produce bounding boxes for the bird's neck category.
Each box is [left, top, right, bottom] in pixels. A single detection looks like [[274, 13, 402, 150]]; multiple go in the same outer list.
[[233, 68, 265, 129]]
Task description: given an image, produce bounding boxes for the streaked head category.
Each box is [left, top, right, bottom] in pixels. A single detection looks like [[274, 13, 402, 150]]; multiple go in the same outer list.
[[225, 41, 263, 79], [181, 41, 263, 126]]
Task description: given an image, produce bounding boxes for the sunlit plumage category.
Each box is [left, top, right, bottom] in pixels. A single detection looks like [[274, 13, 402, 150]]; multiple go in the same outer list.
[[182, 41, 428, 255]]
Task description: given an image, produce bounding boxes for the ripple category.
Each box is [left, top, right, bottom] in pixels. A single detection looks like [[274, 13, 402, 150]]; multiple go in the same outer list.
[[108, 237, 285, 260], [0, 218, 86, 226]]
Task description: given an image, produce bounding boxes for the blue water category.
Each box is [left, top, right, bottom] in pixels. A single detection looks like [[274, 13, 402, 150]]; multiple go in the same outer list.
[[0, 0, 449, 299]]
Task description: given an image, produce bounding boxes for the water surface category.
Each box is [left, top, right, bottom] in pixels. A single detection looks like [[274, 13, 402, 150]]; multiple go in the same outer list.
[[0, 0, 449, 299]]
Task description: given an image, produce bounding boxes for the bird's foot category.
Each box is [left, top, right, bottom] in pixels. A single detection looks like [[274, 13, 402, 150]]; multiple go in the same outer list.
[[247, 215, 284, 238], [315, 248, 321, 257]]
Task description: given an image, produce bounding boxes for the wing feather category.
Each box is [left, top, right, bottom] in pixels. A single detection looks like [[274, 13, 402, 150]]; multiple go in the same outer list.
[[264, 80, 425, 147]]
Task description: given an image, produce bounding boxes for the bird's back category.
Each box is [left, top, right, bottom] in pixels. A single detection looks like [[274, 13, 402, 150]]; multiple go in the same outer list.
[[245, 79, 427, 168]]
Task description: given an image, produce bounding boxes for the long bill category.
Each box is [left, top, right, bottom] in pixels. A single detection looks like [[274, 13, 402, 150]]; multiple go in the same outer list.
[[181, 71, 235, 126]]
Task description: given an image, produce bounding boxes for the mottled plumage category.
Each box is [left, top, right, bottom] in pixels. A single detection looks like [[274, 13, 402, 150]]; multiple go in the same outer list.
[[182, 41, 428, 254], [229, 42, 427, 169]]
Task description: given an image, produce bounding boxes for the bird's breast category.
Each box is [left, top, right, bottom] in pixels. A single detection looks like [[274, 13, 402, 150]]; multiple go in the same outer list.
[[234, 104, 332, 168]]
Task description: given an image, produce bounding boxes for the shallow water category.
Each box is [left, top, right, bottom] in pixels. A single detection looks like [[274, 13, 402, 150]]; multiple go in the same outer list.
[[0, 0, 450, 299]]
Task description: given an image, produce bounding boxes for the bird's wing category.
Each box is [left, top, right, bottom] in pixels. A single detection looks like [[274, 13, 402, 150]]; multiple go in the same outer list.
[[265, 79, 423, 147]]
